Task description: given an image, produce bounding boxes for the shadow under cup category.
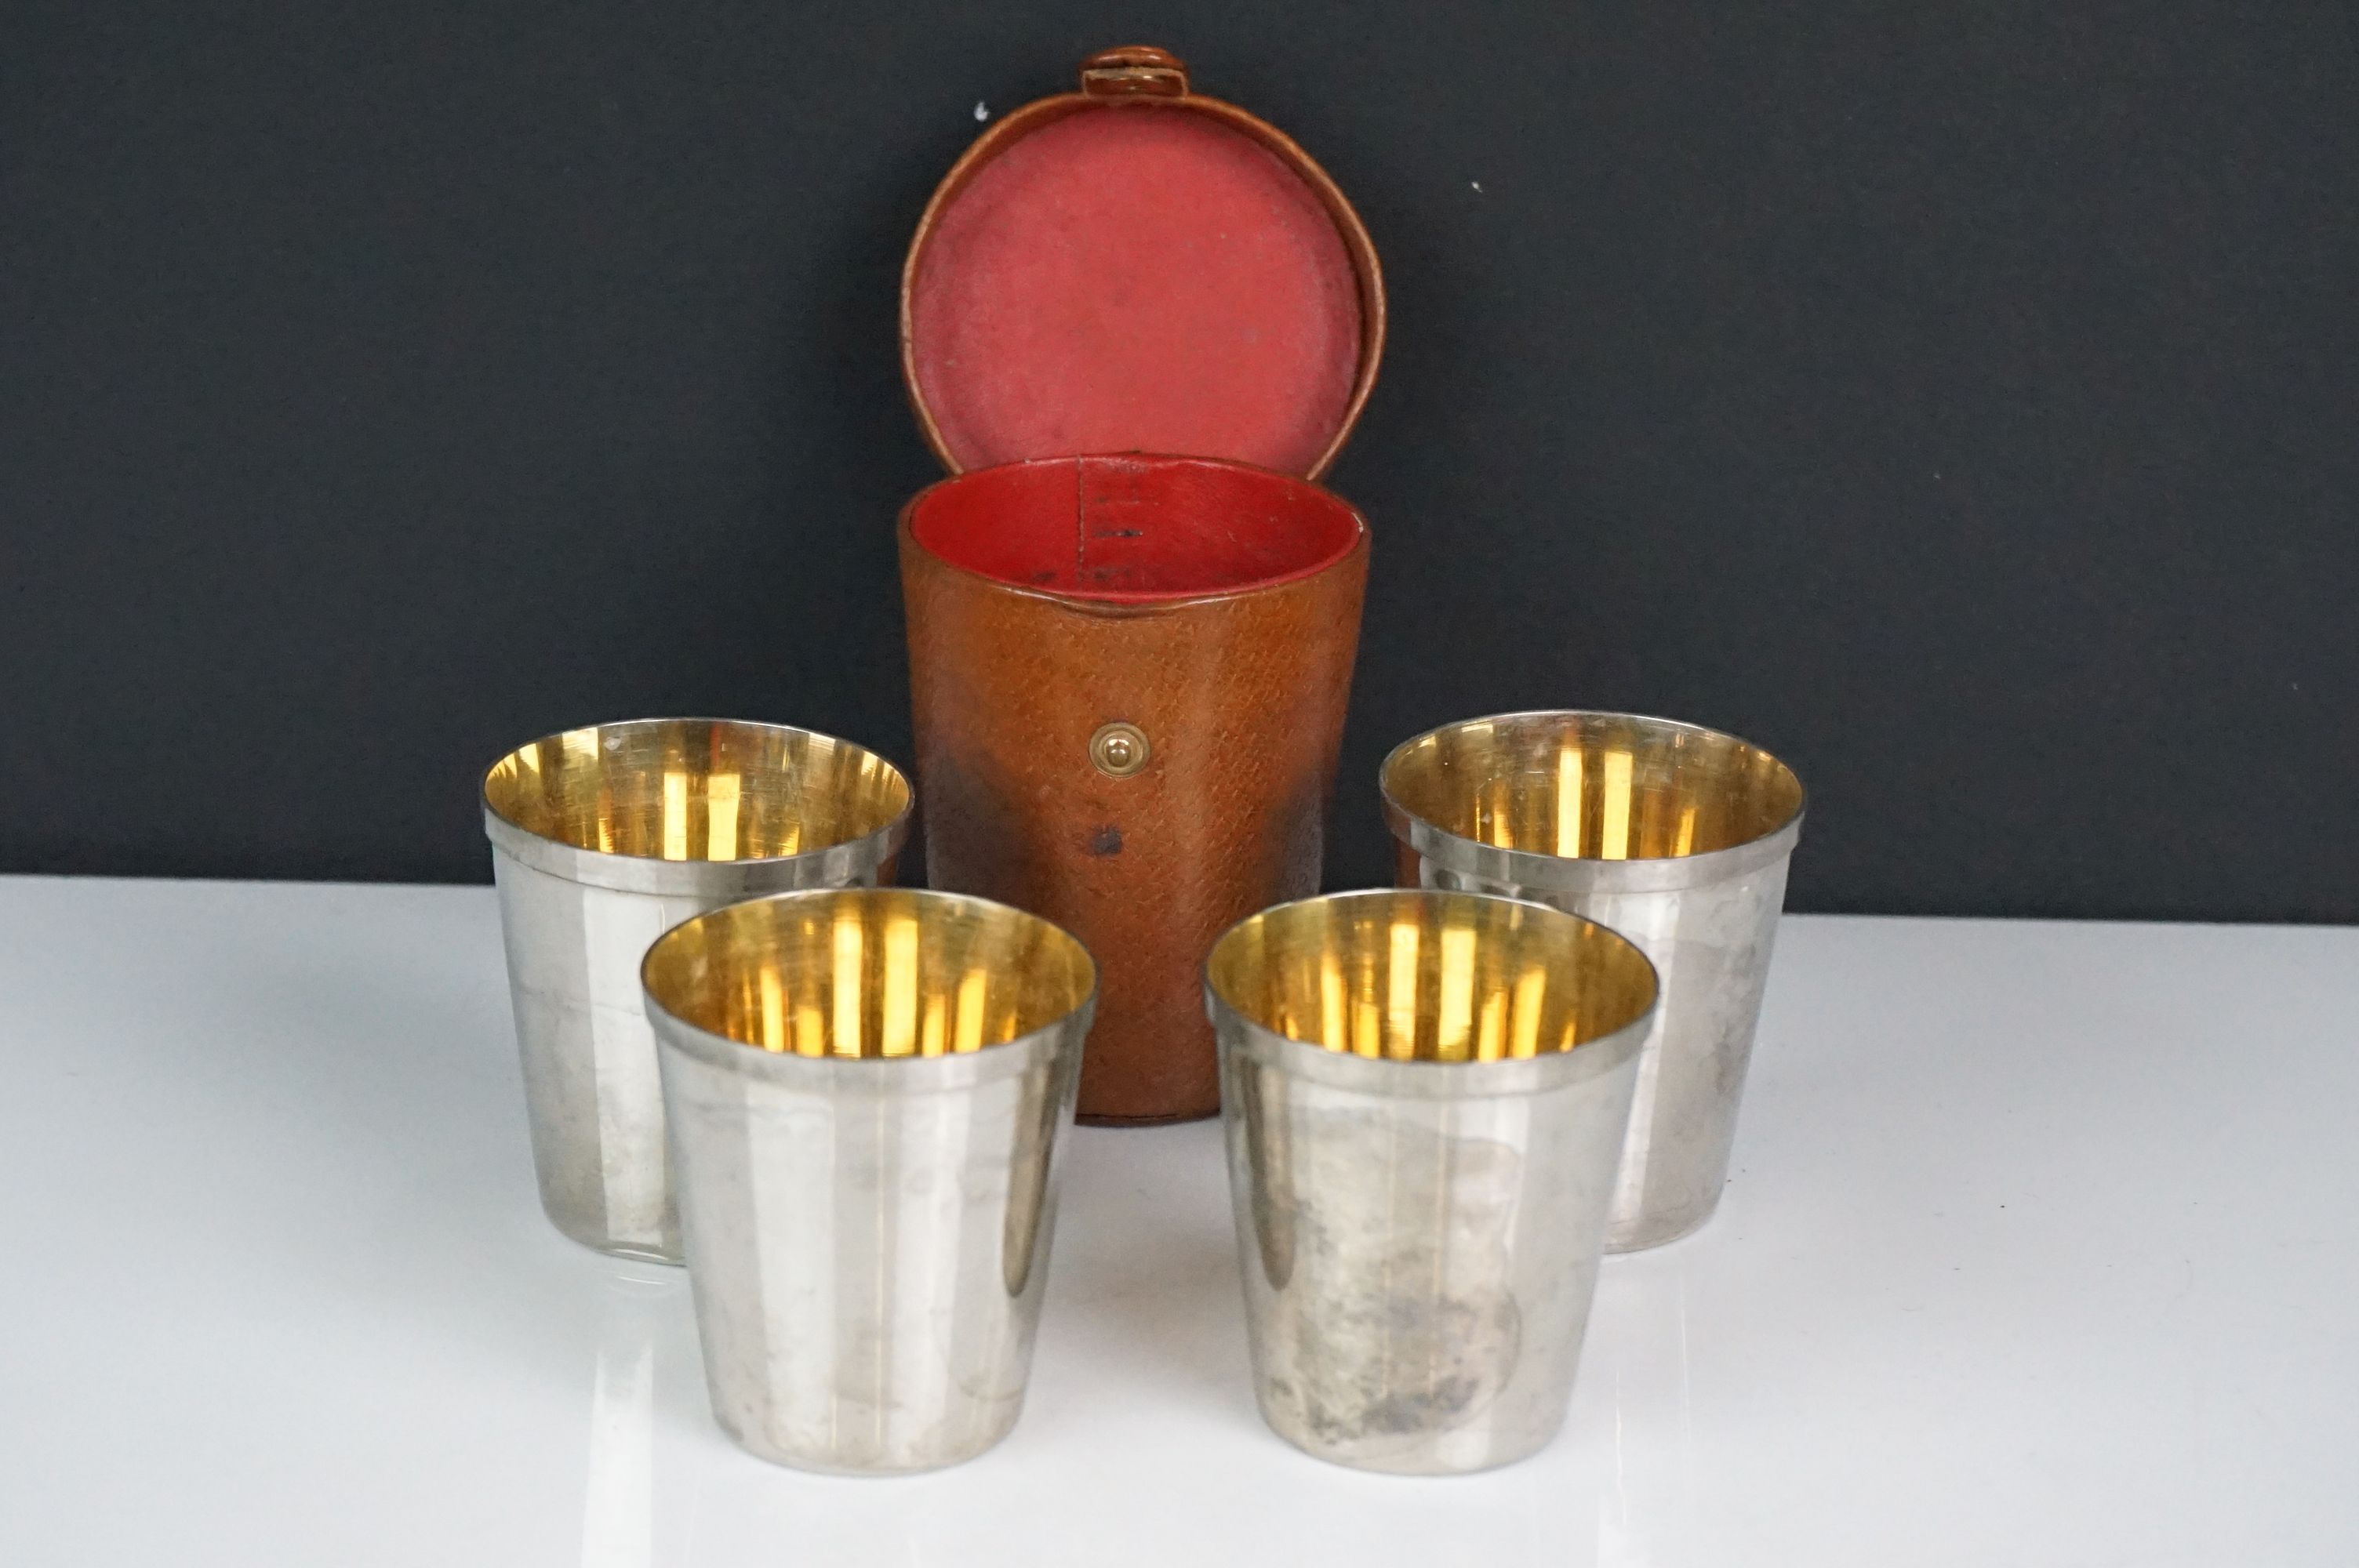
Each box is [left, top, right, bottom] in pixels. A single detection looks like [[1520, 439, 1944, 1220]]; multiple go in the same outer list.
[[1206, 889, 1659, 1475], [642, 888, 1096, 1474], [482, 719, 911, 1262], [1382, 712, 1805, 1251]]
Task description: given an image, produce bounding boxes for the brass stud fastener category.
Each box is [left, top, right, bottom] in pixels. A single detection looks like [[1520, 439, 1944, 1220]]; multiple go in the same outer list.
[[1089, 722, 1150, 779]]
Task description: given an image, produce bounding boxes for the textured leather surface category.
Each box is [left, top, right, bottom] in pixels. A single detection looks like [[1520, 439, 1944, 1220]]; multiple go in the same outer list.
[[901, 470, 1368, 1123]]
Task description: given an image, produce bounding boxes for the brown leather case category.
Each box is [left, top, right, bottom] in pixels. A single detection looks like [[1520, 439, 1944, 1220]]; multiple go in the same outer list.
[[902, 456, 1368, 1122], [896, 48, 1384, 1123]]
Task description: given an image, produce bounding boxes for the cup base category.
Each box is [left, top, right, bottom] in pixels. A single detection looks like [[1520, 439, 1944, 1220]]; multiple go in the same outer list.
[[714, 1408, 1021, 1477], [1259, 1415, 1559, 1478], [1605, 1194, 1721, 1254], [542, 1206, 683, 1267]]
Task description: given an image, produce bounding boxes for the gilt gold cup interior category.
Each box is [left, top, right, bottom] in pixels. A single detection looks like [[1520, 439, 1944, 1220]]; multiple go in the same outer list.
[[641, 886, 1095, 1061], [1381, 711, 1800, 877], [482, 718, 911, 1262], [1206, 888, 1658, 1474], [1206, 887, 1658, 1066], [1381, 711, 1804, 1251], [642, 888, 1096, 1474], [484, 719, 911, 879]]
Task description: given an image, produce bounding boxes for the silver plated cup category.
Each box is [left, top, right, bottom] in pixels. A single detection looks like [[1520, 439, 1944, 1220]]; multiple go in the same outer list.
[[642, 887, 1096, 1474], [1383, 711, 1804, 1251], [1207, 889, 1659, 1475], [482, 718, 911, 1262]]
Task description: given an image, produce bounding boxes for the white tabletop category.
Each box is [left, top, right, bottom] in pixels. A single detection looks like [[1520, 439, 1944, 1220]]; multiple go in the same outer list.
[[1, 875, 2352, 1565]]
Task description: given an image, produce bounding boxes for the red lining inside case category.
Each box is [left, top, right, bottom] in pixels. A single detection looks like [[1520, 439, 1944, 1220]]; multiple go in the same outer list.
[[906, 455, 1363, 603], [907, 108, 1364, 477]]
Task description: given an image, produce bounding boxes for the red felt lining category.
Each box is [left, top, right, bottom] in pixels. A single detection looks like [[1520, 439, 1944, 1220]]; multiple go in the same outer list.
[[908, 107, 1363, 477], [905, 455, 1363, 603]]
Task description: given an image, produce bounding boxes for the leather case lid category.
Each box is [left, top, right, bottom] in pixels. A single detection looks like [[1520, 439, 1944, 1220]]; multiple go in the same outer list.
[[902, 46, 1385, 481]]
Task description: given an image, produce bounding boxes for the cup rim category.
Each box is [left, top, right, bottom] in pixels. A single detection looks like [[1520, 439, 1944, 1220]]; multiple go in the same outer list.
[[1202, 887, 1659, 1098], [642, 886, 1100, 1087], [482, 717, 914, 895], [1380, 710, 1805, 896]]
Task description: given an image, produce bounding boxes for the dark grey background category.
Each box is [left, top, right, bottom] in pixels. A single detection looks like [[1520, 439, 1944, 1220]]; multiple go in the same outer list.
[[3, 3, 2353, 920]]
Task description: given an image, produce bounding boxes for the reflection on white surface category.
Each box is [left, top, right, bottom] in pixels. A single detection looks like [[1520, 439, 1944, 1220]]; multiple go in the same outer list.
[[1594, 1270, 1695, 1568], [581, 1269, 678, 1568], [5, 885, 2359, 1566]]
